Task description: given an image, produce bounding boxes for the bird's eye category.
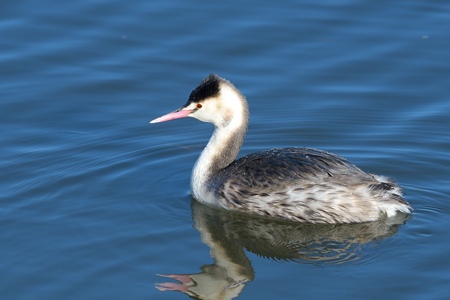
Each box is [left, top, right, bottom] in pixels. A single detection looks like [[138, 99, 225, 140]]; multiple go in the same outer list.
[[196, 103, 202, 109]]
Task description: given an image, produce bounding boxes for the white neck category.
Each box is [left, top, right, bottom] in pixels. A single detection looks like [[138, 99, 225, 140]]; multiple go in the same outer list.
[[191, 86, 249, 205]]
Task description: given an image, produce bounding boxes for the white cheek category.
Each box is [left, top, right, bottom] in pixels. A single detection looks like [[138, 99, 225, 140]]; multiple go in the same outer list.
[[190, 100, 220, 123], [191, 109, 212, 123]]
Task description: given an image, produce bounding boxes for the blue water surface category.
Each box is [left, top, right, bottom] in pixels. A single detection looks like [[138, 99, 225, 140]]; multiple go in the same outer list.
[[1, 1, 449, 299]]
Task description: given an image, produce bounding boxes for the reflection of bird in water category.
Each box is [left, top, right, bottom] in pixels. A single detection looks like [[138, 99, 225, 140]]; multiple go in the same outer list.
[[151, 74, 412, 223], [155, 200, 410, 299]]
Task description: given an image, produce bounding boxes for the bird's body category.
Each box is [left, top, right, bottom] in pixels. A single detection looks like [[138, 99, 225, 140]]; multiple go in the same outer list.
[[150, 74, 412, 223]]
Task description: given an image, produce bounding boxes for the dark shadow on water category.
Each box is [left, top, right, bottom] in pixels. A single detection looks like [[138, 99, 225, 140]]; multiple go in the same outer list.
[[155, 199, 410, 299]]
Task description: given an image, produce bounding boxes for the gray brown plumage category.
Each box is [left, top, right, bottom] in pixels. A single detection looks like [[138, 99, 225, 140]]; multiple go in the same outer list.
[[150, 74, 412, 223]]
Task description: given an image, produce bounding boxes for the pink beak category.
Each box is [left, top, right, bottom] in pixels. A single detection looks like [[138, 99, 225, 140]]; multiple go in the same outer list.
[[150, 108, 193, 124]]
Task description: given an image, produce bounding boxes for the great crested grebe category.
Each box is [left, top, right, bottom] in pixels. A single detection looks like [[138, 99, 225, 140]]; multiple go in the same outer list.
[[150, 74, 412, 224]]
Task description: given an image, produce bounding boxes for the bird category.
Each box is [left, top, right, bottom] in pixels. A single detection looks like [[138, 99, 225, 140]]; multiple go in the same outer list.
[[150, 74, 412, 224]]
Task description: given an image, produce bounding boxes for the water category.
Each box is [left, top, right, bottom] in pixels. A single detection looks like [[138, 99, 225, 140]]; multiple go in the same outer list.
[[1, 0, 449, 299]]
